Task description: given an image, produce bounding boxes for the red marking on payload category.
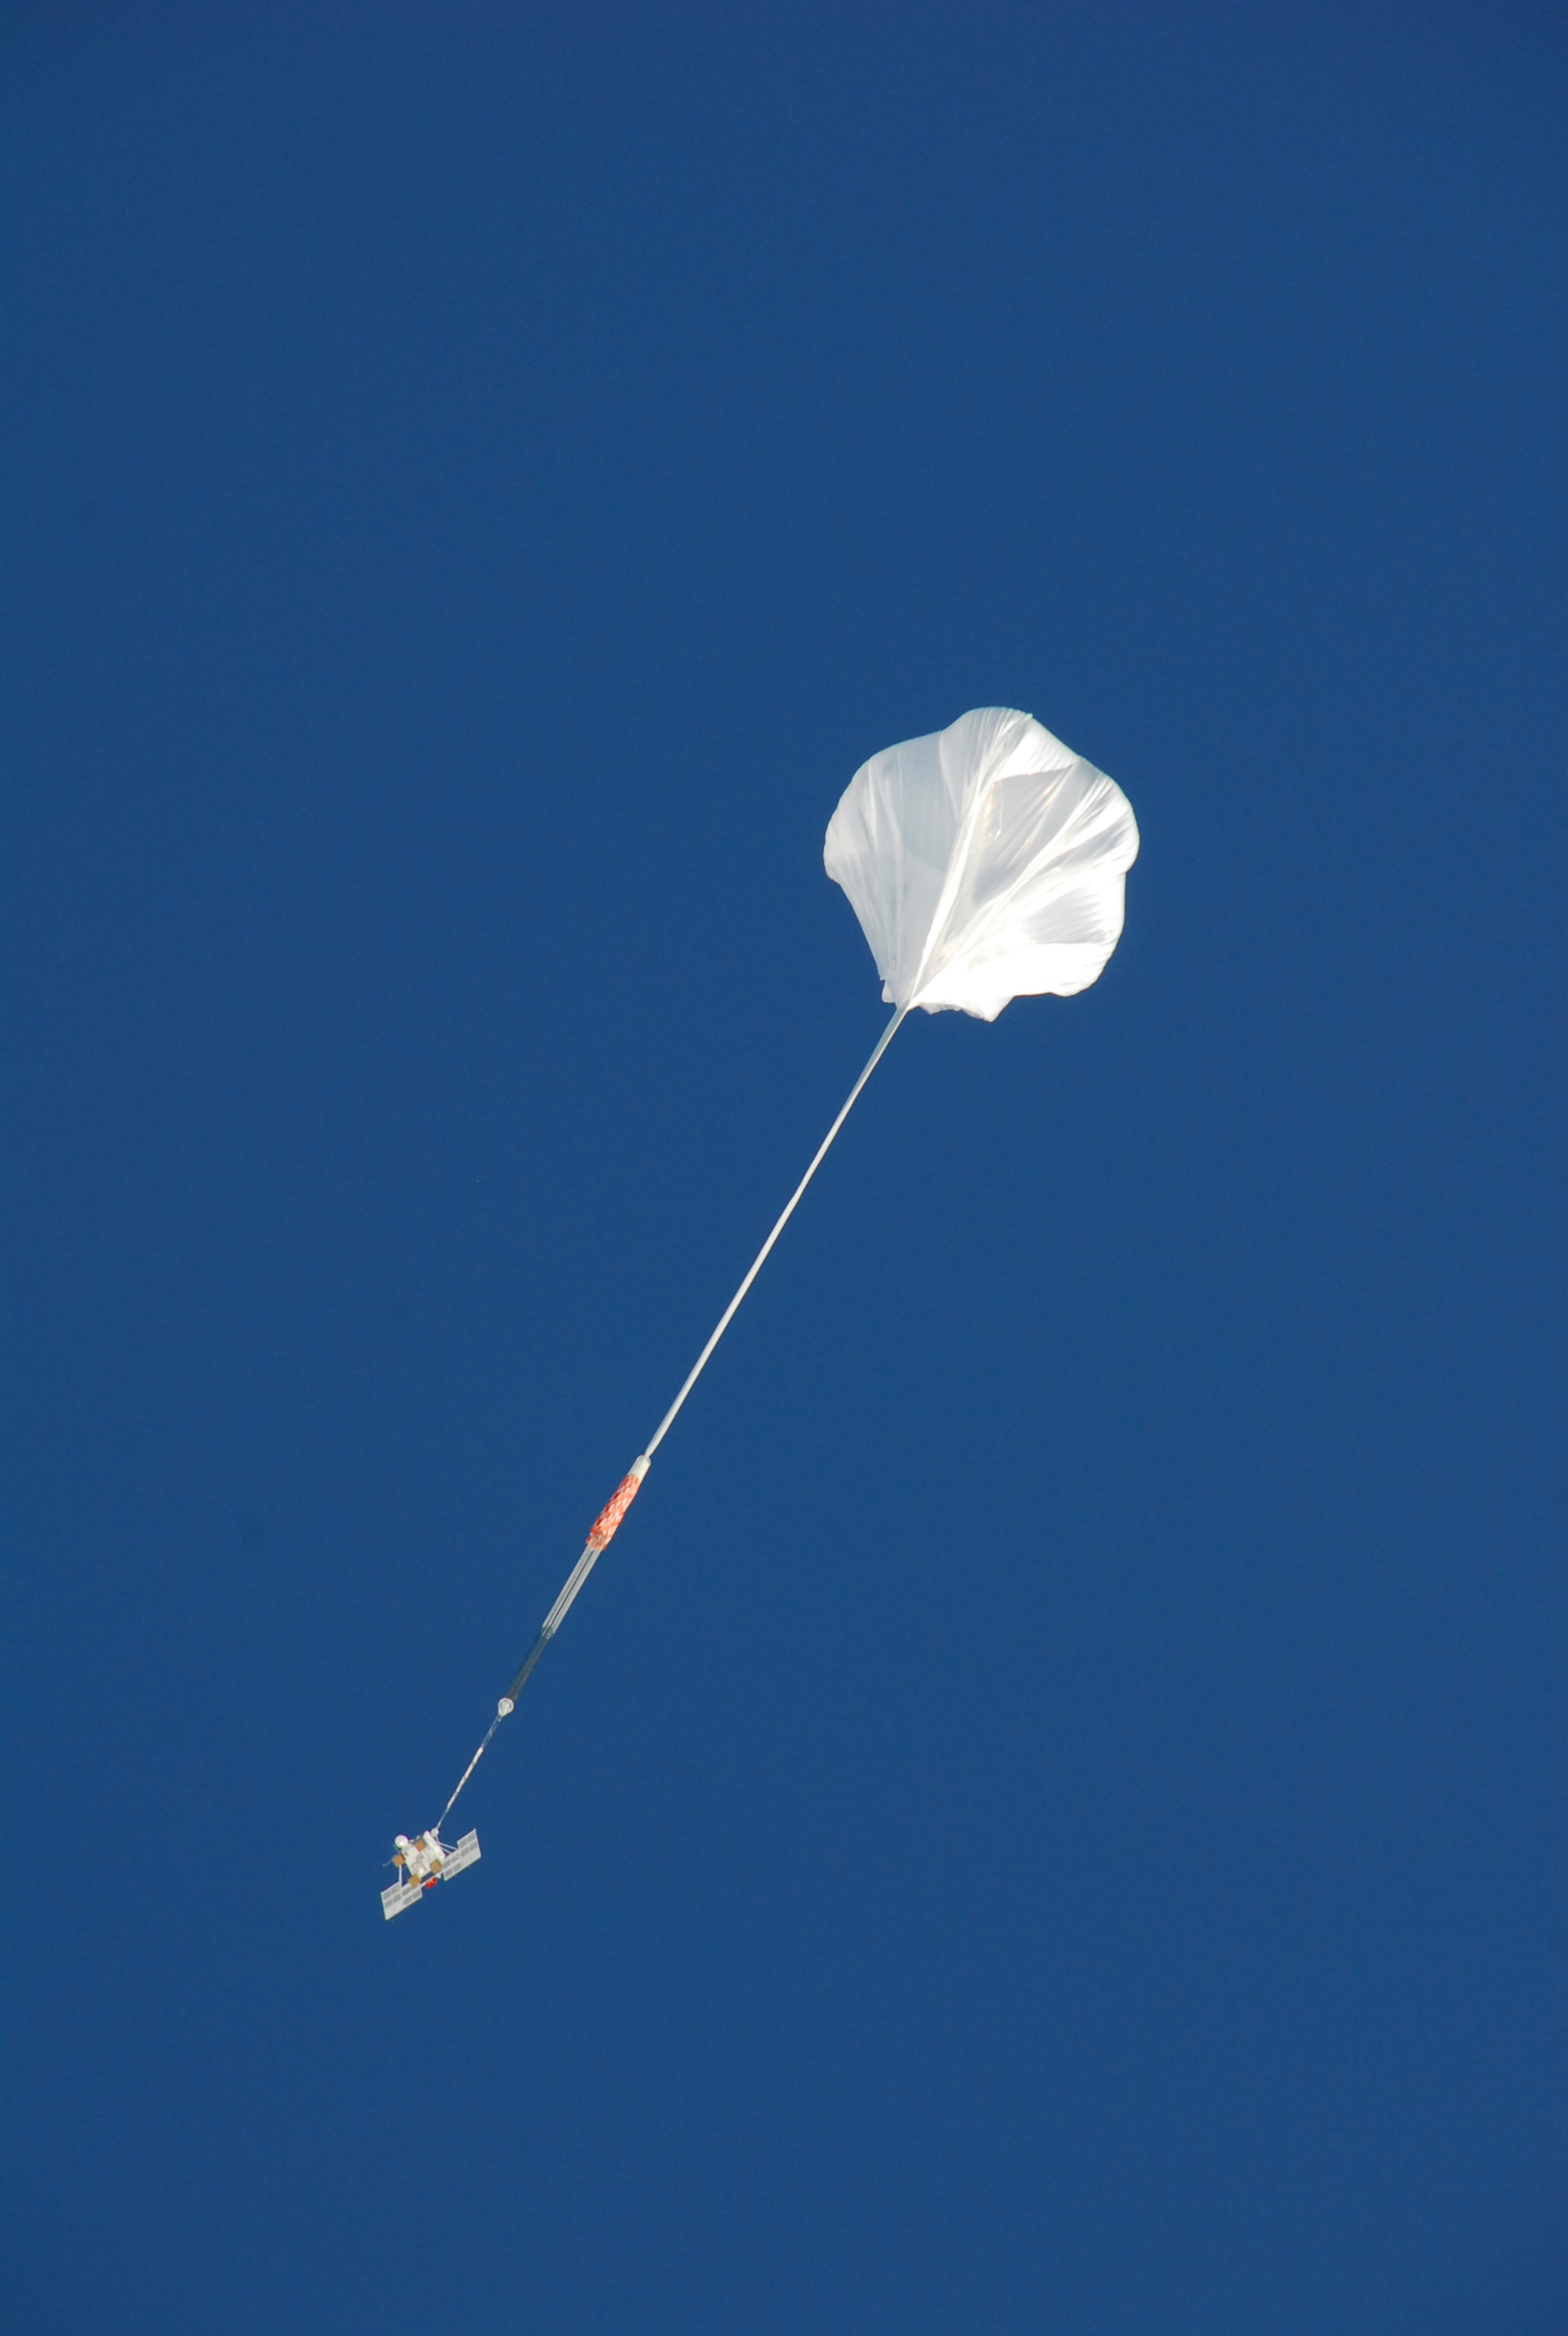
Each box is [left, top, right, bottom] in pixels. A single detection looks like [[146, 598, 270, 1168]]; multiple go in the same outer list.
[[586, 1470, 644, 1553]]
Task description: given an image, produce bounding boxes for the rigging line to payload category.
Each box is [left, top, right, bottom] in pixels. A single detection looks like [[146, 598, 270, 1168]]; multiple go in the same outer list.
[[435, 1000, 909, 1831], [387, 707, 1140, 1917]]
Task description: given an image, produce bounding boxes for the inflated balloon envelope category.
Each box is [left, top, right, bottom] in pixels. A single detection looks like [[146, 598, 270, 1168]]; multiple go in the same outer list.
[[387, 708, 1138, 1905], [825, 705, 1140, 1021]]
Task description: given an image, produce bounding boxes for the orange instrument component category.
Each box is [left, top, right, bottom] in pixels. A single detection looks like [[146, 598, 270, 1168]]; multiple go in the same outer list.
[[586, 1469, 644, 1554]]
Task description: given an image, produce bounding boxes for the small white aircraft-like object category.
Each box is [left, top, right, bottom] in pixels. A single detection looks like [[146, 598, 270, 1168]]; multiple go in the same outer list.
[[381, 1827, 482, 1921]]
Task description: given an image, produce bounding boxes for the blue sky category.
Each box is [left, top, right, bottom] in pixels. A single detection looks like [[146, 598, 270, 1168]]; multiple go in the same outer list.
[[4, 6, 1564, 2330]]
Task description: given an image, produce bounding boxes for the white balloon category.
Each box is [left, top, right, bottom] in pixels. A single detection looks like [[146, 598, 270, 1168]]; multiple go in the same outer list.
[[824, 707, 1139, 1021]]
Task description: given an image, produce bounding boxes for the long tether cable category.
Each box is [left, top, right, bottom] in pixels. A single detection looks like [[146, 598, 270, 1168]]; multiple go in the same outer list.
[[433, 1005, 908, 1833]]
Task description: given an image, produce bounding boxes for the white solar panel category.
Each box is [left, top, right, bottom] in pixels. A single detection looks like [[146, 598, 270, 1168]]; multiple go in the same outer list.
[[381, 1877, 424, 1921], [443, 1829, 482, 1879]]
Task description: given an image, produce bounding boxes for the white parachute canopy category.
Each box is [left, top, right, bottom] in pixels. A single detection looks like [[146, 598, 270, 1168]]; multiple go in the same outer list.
[[824, 707, 1140, 1020]]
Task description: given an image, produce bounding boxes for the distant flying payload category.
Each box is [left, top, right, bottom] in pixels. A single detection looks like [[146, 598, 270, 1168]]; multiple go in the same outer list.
[[384, 709, 1139, 1914], [381, 1827, 481, 1921]]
